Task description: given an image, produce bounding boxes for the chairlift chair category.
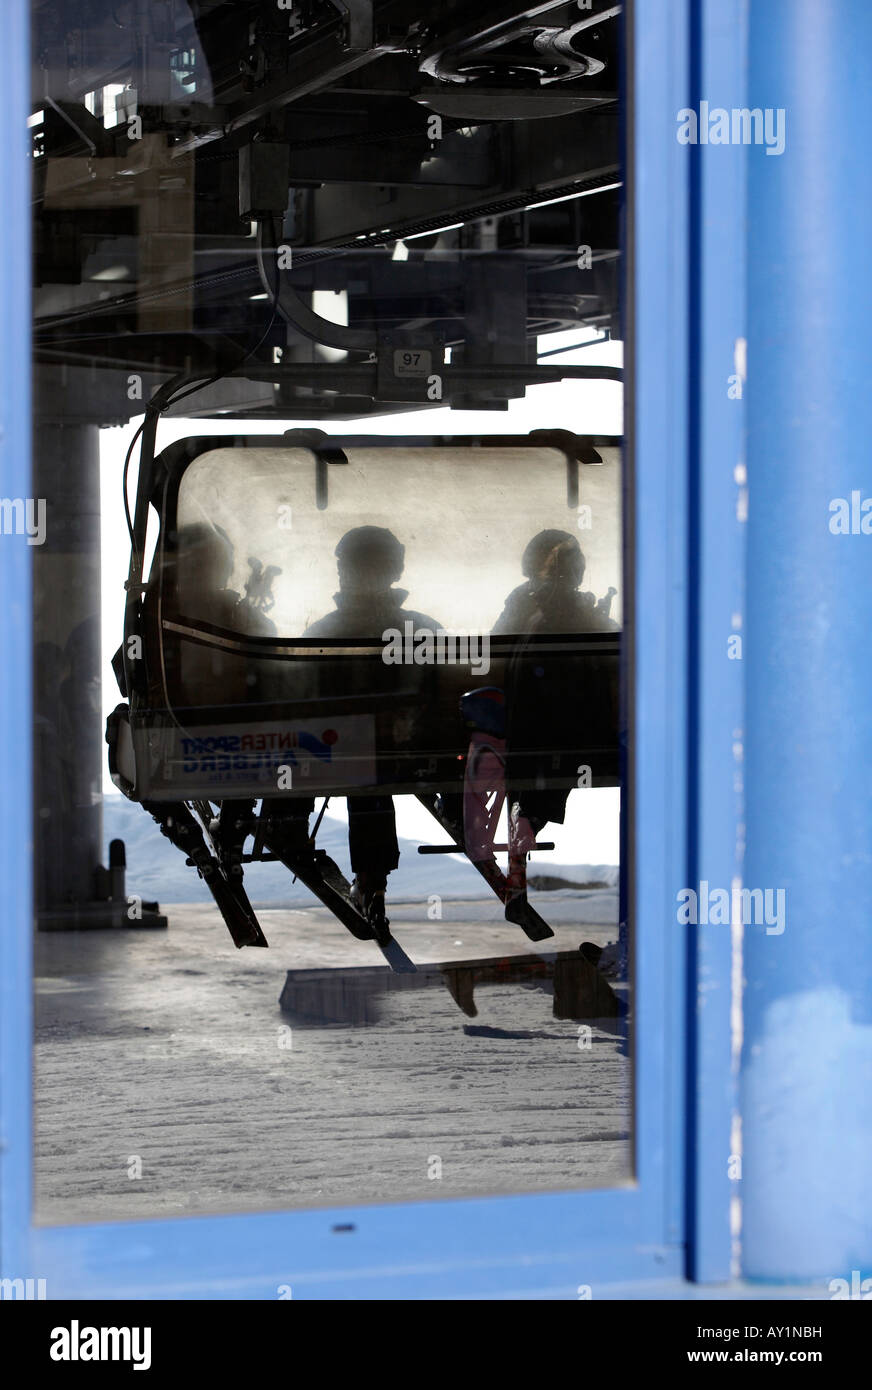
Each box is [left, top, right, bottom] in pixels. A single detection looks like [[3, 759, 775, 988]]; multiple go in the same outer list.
[[108, 422, 622, 971]]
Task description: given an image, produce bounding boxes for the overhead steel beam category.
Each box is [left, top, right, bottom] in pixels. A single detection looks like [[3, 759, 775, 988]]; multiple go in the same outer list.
[[304, 106, 618, 244], [223, 26, 397, 137]]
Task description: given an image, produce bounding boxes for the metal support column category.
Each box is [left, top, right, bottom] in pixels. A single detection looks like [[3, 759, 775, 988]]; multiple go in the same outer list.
[[32, 416, 104, 915], [743, 0, 872, 1280]]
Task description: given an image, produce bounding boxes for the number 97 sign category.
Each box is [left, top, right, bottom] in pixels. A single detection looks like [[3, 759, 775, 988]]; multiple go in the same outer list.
[[393, 348, 432, 378]]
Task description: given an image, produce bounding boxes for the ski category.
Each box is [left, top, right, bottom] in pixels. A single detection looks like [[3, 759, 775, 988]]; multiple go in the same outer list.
[[415, 791, 555, 942], [265, 838, 417, 974], [143, 799, 269, 948], [503, 890, 556, 942], [204, 865, 270, 949], [189, 800, 269, 948], [374, 934, 418, 974]]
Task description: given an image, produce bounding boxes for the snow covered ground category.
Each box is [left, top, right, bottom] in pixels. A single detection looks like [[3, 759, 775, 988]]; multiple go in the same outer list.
[[33, 893, 630, 1227]]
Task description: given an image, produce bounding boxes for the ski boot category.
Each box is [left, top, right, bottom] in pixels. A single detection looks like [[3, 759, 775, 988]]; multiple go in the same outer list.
[[350, 870, 391, 946]]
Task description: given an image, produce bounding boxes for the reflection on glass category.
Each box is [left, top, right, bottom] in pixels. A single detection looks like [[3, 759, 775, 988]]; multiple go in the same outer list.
[[31, 0, 629, 1224]]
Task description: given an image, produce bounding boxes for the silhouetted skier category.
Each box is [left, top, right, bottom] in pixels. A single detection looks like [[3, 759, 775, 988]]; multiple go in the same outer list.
[[493, 528, 618, 636], [499, 531, 619, 924], [271, 527, 441, 930]]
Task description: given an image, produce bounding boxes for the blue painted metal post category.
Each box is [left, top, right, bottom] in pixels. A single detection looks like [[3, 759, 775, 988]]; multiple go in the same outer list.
[[0, 0, 33, 1281], [743, 0, 872, 1281], [685, 0, 747, 1284]]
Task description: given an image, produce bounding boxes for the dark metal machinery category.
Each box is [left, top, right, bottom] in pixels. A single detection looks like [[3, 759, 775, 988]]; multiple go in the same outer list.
[[31, 0, 623, 927]]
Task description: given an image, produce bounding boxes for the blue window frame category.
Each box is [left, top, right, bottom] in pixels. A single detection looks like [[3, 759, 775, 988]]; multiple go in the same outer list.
[[0, 0, 749, 1298]]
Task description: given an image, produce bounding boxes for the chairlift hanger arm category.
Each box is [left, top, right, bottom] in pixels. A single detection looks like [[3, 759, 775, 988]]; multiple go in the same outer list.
[[121, 369, 224, 697], [256, 216, 377, 353]]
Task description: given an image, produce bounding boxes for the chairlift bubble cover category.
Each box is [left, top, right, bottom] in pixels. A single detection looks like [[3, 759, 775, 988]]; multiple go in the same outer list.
[[119, 434, 622, 801]]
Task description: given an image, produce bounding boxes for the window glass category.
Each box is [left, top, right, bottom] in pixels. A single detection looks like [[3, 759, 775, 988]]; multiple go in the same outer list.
[[31, 0, 629, 1224]]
